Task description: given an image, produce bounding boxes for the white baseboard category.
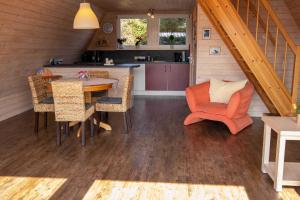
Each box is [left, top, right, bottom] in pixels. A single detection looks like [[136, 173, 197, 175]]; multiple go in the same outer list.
[[133, 90, 185, 96]]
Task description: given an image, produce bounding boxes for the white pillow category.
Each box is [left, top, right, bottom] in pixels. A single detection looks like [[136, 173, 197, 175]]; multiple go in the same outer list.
[[209, 79, 248, 104]]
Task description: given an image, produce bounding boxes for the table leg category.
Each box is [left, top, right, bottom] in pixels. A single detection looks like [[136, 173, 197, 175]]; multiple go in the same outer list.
[[261, 124, 272, 173], [85, 92, 92, 103], [274, 134, 286, 192]]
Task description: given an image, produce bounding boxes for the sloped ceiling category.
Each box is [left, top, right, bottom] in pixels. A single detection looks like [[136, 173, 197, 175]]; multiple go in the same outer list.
[[93, 0, 195, 12], [0, 0, 102, 121], [284, 0, 300, 28]]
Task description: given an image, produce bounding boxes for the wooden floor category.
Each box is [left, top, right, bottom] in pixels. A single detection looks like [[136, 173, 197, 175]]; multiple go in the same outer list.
[[0, 96, 299, 200]]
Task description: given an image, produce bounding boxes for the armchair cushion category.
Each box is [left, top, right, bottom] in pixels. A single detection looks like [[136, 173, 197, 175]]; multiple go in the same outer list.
[[209, 78, 248, 104]]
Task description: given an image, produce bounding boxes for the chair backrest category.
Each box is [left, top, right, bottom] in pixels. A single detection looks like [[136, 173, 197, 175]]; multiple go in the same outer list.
[[28, 75, 48, 106], [122, 75, 134, 110], [88, 71, 109, 79], [51, 80, 86, 122]]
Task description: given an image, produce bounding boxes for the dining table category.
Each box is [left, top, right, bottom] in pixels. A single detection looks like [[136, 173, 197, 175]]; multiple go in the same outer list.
[[48, 77, 119, 131]]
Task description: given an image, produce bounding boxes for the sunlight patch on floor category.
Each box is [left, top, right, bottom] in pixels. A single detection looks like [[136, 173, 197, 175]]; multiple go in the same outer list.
[[0, 176, 67, 200], [279, 188, 300, 200], [83, 180, 249, 200]]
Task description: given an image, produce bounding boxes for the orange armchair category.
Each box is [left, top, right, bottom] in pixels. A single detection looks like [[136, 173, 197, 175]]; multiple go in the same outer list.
[[184, 81, 254, 134]]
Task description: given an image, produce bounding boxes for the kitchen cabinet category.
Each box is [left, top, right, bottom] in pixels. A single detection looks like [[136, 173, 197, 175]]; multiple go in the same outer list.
[[146, 64, 190, 91], [146, 64, 168, 90]]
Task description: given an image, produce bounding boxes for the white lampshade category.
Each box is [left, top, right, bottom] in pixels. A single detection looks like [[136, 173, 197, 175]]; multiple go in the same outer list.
[[73, 3, 100, 29]]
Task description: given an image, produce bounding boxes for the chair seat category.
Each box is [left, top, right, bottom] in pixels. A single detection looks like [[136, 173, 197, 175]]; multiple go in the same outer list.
[[92, 91, 107, 98], [194, 103, 227, 116], [40, 97, 54, 104], [85, 103, 93, 109], [97, 97, 122, 104]]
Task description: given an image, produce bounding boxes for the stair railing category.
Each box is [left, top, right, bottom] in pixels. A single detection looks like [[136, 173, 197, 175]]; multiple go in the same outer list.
[[231, 0, 300, 110]]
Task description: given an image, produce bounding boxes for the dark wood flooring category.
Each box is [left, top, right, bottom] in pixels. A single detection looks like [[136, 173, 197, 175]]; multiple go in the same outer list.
[[0, 96, 299, 199]]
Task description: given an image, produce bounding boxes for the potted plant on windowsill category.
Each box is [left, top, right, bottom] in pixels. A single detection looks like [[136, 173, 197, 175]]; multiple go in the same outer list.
[[117, 38, 127, 49], [169, 34, 175, 49], [135, 36, 144, 49]]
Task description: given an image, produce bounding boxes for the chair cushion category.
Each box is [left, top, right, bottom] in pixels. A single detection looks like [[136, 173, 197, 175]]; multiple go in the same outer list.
[[85, 103, 93, 110], [40, 97, 54, 104], [194, 103, 227, 116], [92, 91, 107, 98], [209, 79, 247, 104], [97, 97, 122, 104]]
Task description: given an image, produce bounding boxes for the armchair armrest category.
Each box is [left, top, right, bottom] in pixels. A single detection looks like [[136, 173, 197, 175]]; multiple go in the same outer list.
[[185, 82, 210, 112], [227, 82, 254, 118]]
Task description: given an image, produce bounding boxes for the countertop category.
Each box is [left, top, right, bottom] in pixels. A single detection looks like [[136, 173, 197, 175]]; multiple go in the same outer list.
[[44, 61, 189, 68], [44, 63, 141, 68]]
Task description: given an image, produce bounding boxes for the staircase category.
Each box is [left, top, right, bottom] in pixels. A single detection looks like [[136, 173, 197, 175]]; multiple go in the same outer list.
[[198, 0, 300, 116]]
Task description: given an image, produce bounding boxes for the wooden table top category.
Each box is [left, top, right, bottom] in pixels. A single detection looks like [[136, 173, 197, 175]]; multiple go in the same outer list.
[[261, 116, 300, 133], [48, 78, 117, 92]]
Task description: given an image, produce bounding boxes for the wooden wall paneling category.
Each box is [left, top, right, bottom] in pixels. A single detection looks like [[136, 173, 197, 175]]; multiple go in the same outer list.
[[0, 0, 103, 121]]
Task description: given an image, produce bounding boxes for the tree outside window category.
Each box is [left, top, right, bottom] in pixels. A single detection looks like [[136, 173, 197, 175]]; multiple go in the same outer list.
[[159, 18, 187, 45], [120, 18, 148, 46]]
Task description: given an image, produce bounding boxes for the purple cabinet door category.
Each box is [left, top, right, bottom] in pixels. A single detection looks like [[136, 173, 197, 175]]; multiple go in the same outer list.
[[146, 64, 168, 91], [167, 64, 190, 91]]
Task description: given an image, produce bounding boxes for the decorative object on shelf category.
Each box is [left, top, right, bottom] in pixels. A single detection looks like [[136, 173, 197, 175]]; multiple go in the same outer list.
[[203, 28, 211, 40], [117, 38, 127, 49], [209, 47, 221, 55], [96, 38, 109, 47], [49, 58, 64, 65], [78, 71, 90, 80], [147, 9, 155, 19], [104, 58, 114, 66], [73, 1, 99, 29], [169, 35, 175, 49], [102, 22, 114, 34]]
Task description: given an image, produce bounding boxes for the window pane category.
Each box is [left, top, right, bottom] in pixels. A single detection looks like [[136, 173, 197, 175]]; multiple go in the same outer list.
[[159, 18, 187, 45], [120, 18, 148, 46]]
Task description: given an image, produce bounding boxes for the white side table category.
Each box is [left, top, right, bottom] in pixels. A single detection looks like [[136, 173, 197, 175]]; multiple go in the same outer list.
[[261, 116, 300, 192]]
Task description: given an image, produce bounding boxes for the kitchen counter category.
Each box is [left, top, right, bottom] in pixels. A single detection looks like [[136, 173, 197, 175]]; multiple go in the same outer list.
[[44, 63, 141, 68], [44, 61, 189, 68]]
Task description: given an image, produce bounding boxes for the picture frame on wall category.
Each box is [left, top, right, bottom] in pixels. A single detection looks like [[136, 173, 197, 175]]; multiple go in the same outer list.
[[209, 47, 221, 55], [202, 28, 211, 40]]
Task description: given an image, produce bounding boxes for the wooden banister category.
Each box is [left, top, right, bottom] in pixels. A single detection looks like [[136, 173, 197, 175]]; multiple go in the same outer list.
[[206, 0, 299, 113], [292, 46, 300, 105], [259, 0, 297, 54]]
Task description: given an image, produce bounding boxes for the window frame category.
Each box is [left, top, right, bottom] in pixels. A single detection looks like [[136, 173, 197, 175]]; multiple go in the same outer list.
[[158, 15, 189, 48], [117, 15, 149, 48]]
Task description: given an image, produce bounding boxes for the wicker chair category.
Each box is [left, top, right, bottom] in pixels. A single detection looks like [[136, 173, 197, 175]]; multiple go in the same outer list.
[[88, 71, 110, 101], [28, 75, 54, 135], [51, 80, 95, 146], [95, 76, 134, 134]]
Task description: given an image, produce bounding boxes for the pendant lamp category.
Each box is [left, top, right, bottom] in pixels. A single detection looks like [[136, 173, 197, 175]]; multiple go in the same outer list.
[[73, 1, 100, 29]]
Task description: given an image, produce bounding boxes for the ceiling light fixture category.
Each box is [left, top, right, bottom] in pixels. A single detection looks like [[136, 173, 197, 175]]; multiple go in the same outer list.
[[73, 1, 100, 29], [147, 9, 155, 19]]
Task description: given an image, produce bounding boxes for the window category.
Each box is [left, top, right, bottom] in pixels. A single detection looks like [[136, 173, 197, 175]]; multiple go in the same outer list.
[[119, 18, 148, 46], [159, 18, 187, 45]]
